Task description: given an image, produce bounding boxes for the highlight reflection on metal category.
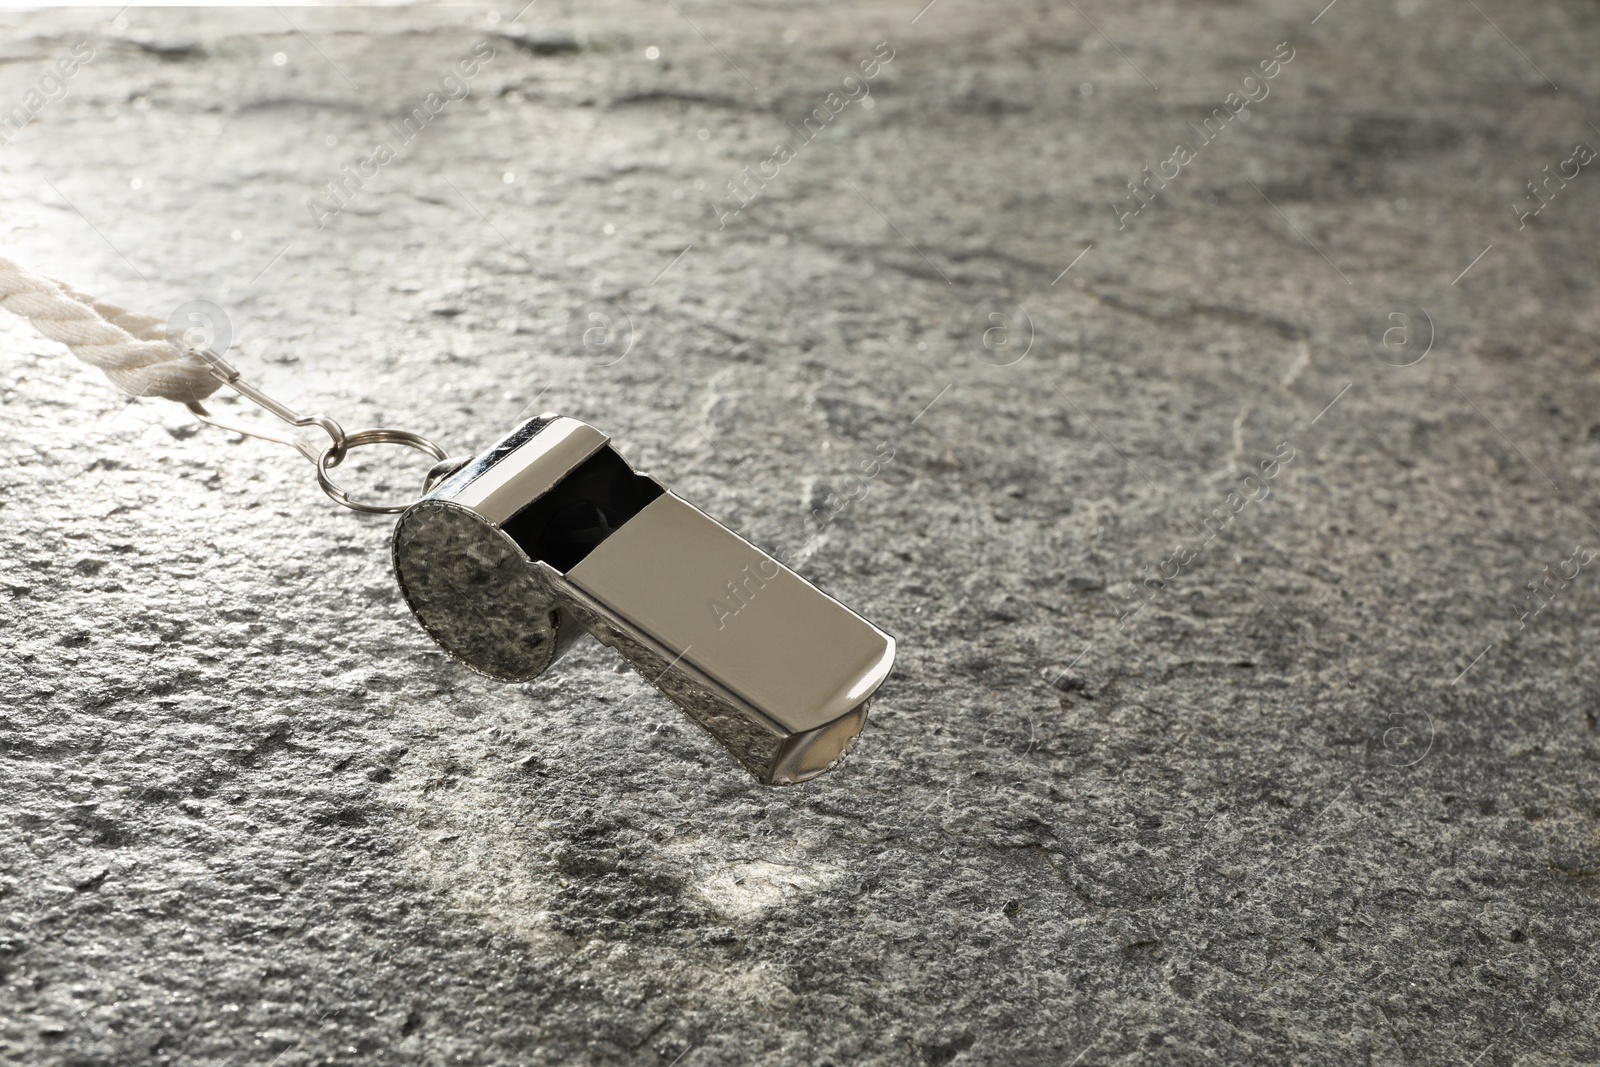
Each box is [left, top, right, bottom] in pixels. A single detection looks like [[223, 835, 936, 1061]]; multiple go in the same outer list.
[[391, 415, 896, 785]]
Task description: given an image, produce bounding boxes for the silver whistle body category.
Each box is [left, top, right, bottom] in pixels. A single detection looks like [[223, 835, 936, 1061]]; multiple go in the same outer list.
[[391, 416, 895, 784]]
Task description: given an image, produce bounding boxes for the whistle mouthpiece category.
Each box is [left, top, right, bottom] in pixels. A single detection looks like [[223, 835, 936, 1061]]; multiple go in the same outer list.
[[392, 416, 896, 785]]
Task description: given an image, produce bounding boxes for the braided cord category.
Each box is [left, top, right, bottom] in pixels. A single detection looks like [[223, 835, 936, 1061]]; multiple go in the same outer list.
[[0, 254, 219, 402]]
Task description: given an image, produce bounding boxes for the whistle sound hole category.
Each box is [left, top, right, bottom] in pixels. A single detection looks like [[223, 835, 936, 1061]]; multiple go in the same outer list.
[[502, 446, 663, 572]]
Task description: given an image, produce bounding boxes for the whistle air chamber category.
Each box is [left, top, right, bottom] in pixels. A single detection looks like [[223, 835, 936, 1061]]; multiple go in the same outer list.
[[391, 415, 896, 785]]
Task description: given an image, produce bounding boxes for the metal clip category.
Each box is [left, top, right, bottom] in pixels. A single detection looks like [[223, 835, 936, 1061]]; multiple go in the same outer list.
[[391, 415, 896, 784], [186, 349, 448, 515]]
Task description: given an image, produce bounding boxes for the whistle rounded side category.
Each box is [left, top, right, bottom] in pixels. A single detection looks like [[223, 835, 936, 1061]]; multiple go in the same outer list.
[[392, 499, 566, 682]]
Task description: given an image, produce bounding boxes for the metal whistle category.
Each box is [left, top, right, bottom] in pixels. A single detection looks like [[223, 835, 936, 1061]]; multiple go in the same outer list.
[[391, 415, 896, 784]]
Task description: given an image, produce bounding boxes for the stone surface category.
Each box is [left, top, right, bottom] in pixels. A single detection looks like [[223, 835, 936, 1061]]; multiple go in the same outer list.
[[3, 1, 1600, 1064]]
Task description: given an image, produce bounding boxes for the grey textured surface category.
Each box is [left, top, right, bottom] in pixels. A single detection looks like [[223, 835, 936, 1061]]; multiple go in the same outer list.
[[3, 1, 1600, 1064]]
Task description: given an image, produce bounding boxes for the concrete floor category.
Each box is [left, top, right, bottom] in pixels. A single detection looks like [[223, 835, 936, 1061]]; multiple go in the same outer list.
[[2, 1, 1599, 1064]]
